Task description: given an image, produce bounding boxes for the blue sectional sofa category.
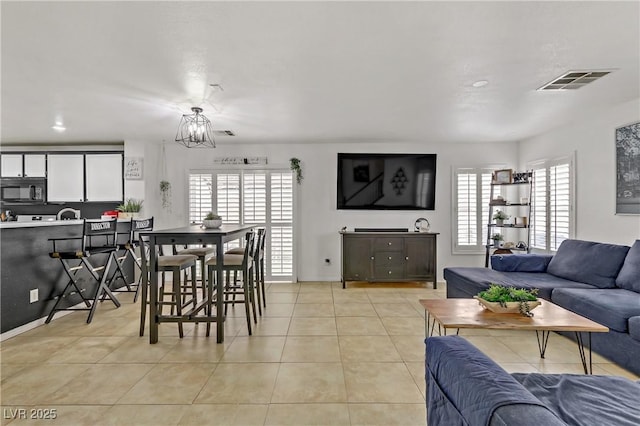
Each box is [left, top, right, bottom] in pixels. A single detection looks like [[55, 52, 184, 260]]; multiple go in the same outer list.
[[425, 336, 640, 426], [443, 239, 640, 375]]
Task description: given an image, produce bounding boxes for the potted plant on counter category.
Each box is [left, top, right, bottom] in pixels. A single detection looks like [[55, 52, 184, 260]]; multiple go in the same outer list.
[[475, 284, 540, 317], [117, 198, 143, 219], [202, 212, 222, 229]]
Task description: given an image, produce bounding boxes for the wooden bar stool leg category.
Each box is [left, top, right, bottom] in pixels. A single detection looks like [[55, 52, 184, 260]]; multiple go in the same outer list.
[[173, 267, 184, 338]]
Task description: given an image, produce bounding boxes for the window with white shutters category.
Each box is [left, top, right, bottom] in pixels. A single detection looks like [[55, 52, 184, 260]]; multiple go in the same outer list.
[[189, 173, 213, 223], [188, 169, 295, 281], [216, 174, 241, 225], [270, 172, 294, 276], [243, 173, 266, 224], [529, 155, 574, 252], [453, 167, 495, 253]]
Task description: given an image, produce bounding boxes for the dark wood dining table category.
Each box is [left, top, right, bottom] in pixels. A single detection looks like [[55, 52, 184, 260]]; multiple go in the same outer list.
[[142, 224, 254, 344]]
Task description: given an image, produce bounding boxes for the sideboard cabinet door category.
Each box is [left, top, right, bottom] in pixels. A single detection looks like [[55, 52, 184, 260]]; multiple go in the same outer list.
[[404, 235, 436, 279], [342, 235, 372, 282]]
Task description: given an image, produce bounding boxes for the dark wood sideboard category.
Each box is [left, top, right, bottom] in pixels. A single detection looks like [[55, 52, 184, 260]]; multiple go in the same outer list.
[[340, 230, 438, 289]]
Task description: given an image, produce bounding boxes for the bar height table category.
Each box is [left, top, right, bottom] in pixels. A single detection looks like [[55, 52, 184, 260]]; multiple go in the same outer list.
[[142, 224, 254, 344]]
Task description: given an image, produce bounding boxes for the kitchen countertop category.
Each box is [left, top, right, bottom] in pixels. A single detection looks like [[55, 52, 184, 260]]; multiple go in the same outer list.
[[0, 219, 84, 229]]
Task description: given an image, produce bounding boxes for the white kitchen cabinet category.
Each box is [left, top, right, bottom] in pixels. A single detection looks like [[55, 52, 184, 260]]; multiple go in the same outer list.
[[47, 154, 84, 202], [1, 154, 22, 177], [23, 155, 46, 177], [85, 154, 123, 201], [1, 154, 46, 177]]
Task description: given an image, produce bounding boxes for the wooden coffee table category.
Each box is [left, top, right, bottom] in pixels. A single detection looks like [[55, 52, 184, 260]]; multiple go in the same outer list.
[[419, 298, 609, 374]]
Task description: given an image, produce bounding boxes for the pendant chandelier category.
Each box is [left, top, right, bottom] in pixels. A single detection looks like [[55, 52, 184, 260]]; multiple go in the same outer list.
[[175, 107, 216, 148]]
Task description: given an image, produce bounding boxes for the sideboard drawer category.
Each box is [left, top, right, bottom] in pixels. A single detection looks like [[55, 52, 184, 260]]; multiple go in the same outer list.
[[374, 266, 404, 279], [374, 251, 404, 266], [373, 238, 404, 251]]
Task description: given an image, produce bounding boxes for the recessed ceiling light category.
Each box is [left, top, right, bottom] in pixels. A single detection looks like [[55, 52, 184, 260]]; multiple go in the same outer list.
[[472, 80, 489, 88], [52, 122, 66, 132]]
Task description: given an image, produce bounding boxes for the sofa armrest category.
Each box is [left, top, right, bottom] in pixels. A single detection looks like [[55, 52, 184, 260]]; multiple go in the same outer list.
[[426, 336, 565, 426], [491, 254, 553, 272]]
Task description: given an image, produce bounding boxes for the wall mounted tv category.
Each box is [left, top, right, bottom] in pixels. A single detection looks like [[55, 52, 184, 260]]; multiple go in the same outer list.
[[337, 153, 437, 210]]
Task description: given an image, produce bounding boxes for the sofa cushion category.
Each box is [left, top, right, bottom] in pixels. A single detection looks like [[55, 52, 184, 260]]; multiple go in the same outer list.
[[444, 267, 596, 300], [426, 336, 556, 426], [616, 240, 640, 293], [546, 239, 630, 288], [551, 288, 640, 333], [629, 317, 640, 342], [512, 373, 640, 426], [491, 254, 553, 272]]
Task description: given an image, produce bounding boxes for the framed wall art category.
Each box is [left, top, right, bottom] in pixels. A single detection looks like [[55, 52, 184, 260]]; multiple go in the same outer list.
[[616, 121, 640, 214]]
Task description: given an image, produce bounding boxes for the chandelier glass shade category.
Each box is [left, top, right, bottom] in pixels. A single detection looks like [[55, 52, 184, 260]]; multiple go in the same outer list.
[[175, 107, 216, 148]]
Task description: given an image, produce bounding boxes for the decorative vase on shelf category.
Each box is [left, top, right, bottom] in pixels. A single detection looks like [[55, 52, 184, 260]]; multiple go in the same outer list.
[[496, 219, 504, 226]]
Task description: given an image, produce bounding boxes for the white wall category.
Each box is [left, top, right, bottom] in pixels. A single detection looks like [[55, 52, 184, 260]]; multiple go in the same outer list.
[[125, 138, 518, 281], [518, 97, 640, 245]]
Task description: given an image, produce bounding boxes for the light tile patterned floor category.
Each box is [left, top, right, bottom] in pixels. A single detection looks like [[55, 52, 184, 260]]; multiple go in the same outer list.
[[1, 282, 638, 425]]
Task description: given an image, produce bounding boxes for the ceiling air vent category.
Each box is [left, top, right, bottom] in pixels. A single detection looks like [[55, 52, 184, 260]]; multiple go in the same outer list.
[[537, 70, 613, 91], [213, 130, 235, 136]]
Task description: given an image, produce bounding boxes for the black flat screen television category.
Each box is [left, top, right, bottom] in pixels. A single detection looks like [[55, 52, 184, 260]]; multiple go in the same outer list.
[[337, 153, 437, 210]]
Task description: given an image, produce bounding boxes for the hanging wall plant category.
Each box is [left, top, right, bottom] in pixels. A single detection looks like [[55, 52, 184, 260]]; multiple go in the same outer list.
[[290, 157, 303, 184], [160, 180, 171, 209]]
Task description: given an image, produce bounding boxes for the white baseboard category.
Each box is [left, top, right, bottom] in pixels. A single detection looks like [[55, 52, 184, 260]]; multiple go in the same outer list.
[[0, 303, 82, 342]]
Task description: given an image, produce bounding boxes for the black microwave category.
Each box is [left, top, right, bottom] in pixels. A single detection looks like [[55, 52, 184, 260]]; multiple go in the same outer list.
[[0, 178, 46, 203]]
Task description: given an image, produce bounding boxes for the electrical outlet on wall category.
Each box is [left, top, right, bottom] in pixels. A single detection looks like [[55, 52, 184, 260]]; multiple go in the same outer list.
[[29, 289, 38, 303]]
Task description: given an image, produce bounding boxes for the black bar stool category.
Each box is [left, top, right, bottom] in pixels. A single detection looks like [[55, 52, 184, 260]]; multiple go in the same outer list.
[[110, 217, 154, 303], [138, 235, 198, 338], [226, 228, 267, 313], [207, 231, 256, 335], [174, 244, 216, 300], [47, 218, 121, 324]]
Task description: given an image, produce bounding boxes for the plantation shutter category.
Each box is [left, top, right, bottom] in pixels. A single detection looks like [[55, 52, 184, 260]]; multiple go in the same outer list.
[[216, 173, 241, 225], [243, 173, 267, 224], [529, 155, 573, 252], [189, 173, 213, 223], [454, 168, 495, 252], [531, 168, 547, 250], [270, 172, 294, 277], [456, 172, 478, 246], [550, 163, 570, 250]]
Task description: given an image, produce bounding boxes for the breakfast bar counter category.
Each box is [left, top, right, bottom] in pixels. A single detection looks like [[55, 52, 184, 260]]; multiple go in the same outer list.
[[0, 220, 133, 334]]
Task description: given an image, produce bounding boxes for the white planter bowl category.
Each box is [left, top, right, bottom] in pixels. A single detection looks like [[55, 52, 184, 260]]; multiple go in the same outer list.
[[118, 212, 140, 219], [474, 296, 541, 314], [202, 219, 222, 229]]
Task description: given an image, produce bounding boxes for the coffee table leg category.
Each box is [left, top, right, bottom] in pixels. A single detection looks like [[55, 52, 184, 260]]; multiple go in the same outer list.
[[535, 330, 551, 358], [575, 332, 592, 374]]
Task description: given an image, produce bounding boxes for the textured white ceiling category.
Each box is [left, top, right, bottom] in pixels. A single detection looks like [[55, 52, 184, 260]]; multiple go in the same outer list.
[[1, 1, 639, 145]]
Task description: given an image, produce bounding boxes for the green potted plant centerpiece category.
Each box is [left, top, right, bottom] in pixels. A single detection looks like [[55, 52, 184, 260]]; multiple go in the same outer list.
[[475, 284, 540, 317], [117, 198, 143, 219], [202, 212, 222, 229], [492, 210, 509, 226]]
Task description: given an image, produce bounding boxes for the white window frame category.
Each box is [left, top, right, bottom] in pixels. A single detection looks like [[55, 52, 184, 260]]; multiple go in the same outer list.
[[527, 153, 575, 252], [188, 167, 296, 282], [452, 166, 499, 254]]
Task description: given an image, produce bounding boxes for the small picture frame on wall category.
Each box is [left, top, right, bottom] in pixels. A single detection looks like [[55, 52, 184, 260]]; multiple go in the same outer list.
[[493, 169, 513, 184]]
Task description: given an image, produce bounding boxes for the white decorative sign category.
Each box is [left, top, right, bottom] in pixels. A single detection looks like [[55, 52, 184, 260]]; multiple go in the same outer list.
[[213, 157, 268, 165], [124, 157, 143, 180]]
